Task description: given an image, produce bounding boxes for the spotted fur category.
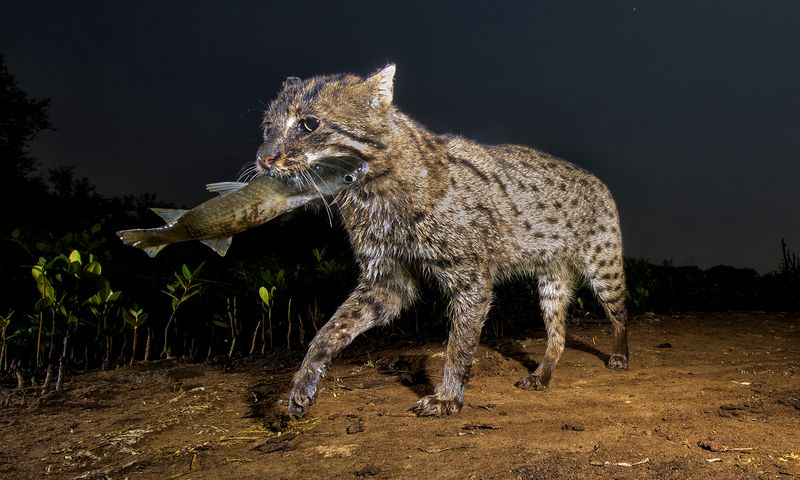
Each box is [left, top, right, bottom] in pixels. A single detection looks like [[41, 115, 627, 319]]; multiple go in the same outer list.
[[255, 65, 629, 418]]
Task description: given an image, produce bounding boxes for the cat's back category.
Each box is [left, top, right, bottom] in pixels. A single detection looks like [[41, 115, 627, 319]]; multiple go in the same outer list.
[[432, 137, 622, 269], [438, 137, 617, 213]]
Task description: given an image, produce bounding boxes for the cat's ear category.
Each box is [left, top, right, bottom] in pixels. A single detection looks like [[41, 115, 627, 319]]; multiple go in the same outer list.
[[367, 64, 395, 108], [282, 76, 301, 88]]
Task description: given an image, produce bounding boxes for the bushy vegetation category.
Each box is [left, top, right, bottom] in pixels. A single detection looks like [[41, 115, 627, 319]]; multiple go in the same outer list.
[[1, 53, 797, 391], [2, 204, 361, 389]]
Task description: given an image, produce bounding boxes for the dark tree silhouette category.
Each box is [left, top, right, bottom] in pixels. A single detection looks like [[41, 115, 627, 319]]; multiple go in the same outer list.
[[0, 53, 52, 225], [0, 53, 51, 178]]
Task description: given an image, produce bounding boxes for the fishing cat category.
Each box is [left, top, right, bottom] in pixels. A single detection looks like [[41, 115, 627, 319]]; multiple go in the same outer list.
[[255, 65, 629, 418]]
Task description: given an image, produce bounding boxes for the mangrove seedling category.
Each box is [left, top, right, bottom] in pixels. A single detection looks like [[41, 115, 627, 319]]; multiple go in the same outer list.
[[161, 262, 204, 358], [122, 305, 148, 366], [258, 284, 277, 353], [0, 310, 13, 371], [85, 281, 122, 370]]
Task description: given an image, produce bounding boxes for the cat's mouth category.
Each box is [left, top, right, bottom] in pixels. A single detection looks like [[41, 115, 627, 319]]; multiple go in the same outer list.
[[281, 156, 370, 191], [259, 153, 369, 181], [256, 157, 304, 179]]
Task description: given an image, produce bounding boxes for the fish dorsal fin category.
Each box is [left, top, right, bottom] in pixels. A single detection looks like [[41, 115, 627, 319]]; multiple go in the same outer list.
[[205, 181, 248, 196], [199, 237, 233, 257], [150, 208, 188, 224]]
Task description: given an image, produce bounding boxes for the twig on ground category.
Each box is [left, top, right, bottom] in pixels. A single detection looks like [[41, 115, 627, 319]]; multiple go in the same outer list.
[[418, 444, 475, 454], [591, 457, 650, 467]]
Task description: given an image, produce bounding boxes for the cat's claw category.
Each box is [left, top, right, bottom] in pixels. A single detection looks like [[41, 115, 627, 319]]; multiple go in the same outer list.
[[412, 395, 463, 417], [607, 354, 628, 370], [515, 374, 550, 391], [288, 392, 312, 418], [288, 372, 319, 418]]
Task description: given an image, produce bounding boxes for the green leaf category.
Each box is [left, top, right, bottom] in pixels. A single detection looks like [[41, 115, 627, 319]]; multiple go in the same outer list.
[[182, 290, 200, 302], [70, 264, 82, 276], [85, 261, 102, 275], [258, 286, 269, 304], [181, 264, 191, 280], [34, 297, 52, 311], [31, 265, 43, 281], [192, 262, 205, 278], [91, 223, 102, 235], [109, 291, 122, 302], [98, 282, 111, 300], [69, 249, 81, 264], [212, 320, 229, 329]]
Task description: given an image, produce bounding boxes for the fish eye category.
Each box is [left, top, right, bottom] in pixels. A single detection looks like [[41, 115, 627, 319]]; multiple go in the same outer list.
[[299, 117, 320, 132], [344, 174, 355, 183]]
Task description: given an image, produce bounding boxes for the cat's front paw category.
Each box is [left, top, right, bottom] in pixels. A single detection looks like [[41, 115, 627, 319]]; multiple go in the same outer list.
[[288, 371, 319, 418], [412, 394, 463, 417], [607, 354, 628, 370], [515, 373, 550, 391]]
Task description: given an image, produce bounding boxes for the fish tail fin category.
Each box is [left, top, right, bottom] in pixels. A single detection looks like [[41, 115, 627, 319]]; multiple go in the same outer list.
[[116, 209, 186, 257], [199, 237, 233, 257], [116, 229, 168, 257]]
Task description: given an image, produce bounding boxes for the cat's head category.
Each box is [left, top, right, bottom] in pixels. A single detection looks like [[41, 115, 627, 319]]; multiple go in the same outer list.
[[254, 65, 396, 178]]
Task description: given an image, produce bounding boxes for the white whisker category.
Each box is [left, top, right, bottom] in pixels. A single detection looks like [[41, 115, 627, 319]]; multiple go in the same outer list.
[[319, 156, 362, 170], [307, 168, 345, 225], [237, 163, 259, 182], [303, 169, 335, 227]]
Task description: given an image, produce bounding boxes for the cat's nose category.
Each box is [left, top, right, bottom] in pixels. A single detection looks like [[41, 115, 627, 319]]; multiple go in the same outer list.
[[256, 144, 281, 170], [257, 154, 276, 170]]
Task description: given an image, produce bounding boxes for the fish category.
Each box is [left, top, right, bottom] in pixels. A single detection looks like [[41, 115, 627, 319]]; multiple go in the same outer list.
[[116, 157, 369, 257]]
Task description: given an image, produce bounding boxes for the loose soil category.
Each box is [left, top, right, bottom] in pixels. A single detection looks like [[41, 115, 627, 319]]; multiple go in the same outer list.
[[2, 312, 799, 479]]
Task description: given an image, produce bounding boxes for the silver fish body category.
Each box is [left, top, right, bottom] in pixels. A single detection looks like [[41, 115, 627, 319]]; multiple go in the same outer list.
[[117, 157, 368, 257]]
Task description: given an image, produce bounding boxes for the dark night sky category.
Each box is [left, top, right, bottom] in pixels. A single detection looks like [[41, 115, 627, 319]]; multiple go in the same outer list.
[[2, 1, 799, 272]]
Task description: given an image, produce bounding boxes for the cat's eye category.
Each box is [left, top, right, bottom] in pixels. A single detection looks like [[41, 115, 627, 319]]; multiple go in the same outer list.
[[299, 117, 320, 132]]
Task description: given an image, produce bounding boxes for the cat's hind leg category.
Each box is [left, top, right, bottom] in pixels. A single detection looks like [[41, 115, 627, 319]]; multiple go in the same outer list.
[[515, 267, 573, 390]]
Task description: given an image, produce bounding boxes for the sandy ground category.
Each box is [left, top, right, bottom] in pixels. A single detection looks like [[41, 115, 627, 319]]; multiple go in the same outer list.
[[1, 312, 799, 479]]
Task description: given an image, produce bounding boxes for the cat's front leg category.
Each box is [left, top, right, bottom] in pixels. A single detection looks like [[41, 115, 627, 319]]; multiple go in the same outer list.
[[289, 275, 414, 418], [413, 278, 492, 417]]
